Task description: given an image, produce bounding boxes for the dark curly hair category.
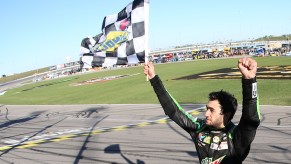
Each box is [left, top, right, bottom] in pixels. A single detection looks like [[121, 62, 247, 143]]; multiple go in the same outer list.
[[208, 90, 238, 122]]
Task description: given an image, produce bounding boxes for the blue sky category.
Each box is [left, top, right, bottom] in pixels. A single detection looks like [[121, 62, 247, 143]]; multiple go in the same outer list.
[[0, 0, 290, 76]]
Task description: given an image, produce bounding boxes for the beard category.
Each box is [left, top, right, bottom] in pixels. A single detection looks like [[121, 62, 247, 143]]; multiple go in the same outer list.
[[205, 118, 224, 129]]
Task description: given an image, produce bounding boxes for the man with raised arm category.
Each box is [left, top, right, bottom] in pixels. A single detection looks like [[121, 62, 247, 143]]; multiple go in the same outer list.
[[144, 57, 261, 164]]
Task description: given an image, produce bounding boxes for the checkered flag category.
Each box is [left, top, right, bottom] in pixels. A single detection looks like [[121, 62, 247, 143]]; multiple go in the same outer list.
[[80, 0, 149, 67]]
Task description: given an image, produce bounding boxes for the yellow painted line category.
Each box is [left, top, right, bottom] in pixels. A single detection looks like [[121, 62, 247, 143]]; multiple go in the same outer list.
[[137, 122, 150, 127], [0, 140, 46, 150], [112, 125, 128, 131], [0, 108, 203, 151], [189, 111, 201, 115], [27, 140, 46, 144], [81, 133, 91, 136], [91, 129, 105, 134], [17, 143, 38, 149], [51, 138, 70, 142], [0, 146, 12, 151], [156, 119, 169, 124], [51, 134, 76, 142]]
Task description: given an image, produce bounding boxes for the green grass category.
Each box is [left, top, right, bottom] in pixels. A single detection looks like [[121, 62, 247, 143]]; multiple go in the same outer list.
[[254, 34, 291, 41], [0, 67, 49, 84], [0, 56, 290, 105]]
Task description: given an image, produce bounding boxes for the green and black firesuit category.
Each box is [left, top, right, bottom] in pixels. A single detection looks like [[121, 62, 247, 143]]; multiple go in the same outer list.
[[149, 75, 261, 164]]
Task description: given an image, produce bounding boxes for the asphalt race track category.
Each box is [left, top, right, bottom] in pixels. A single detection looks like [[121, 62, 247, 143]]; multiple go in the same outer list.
[[0, 104, 290, 164]]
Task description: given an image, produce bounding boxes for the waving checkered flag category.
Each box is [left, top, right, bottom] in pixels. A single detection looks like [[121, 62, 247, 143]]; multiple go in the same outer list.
[[80, 0, 149, 67]]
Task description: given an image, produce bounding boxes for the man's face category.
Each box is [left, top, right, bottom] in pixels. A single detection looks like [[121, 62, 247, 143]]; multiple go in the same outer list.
[[205, 100, 225, 129]]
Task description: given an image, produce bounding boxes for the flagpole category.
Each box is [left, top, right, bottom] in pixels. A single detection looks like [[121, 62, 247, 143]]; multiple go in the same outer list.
[[144, 0, 150, 81]]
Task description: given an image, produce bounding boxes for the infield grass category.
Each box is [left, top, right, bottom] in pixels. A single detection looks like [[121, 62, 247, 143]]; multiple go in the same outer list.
[[0, 56, 290, 105]]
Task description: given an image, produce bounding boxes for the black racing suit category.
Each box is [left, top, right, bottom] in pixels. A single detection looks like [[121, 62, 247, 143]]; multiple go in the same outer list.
[[150, 75, 261, 164]]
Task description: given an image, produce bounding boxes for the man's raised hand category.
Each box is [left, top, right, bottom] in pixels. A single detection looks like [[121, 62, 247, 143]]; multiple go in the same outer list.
[[144, 62, 156, 80], [238, 57, 257, 79]]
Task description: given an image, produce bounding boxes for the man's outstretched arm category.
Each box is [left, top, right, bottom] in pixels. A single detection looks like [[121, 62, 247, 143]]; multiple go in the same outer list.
[[144, 62, 202, 132]]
